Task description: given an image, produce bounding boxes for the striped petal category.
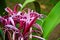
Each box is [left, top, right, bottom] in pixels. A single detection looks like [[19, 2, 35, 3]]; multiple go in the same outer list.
[[33, 23, 43, 32], [5, 7, 14, 15], [5, 25, 19, 31], [9, 17, 15, 26], [14, 4, 22, 13]]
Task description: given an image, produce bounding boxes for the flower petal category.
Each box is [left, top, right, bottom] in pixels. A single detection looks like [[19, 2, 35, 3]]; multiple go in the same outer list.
[[14, 4, 22, 13], [33, 23, 43, 32], [5, 7, 14, 15], [5, 25, 19, 31], [23, 16, 37, 34], [9, 17, 15, 26], [32, 35, 45, 40]]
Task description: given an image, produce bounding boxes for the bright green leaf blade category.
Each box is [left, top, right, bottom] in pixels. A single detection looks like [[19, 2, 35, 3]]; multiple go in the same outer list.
[[20, 0, 35, 10], [42, 1, 60, 40]]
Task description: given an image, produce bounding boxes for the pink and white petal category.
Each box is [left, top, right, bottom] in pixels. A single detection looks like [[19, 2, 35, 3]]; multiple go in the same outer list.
[[26, 9, 31, 23], [13, 32, 15, 40], [23, 16, 37, 34], [0, 16, 2, 18], [5, 7, 14, 15], [31, 10, 33, 13], [32, 35, 45, 40], [14, 4, 19, 13], [32, 30, 42, 35], [18, 4, 22, 8], [33, 23, 43, 32], [9, 17, 15, 26], [17, 11, 21, 15], [14, 4, 22, 13], [5, 25, 19, 31], [20, 37, 24, 40], [3, 15, 9, 19]]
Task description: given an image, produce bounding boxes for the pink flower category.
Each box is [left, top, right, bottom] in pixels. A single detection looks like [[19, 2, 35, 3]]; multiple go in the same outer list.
[[0, 4, 44, 40]]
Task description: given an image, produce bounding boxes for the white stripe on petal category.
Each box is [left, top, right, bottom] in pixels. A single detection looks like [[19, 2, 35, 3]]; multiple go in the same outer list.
[[21, 37, 24, 40], [31, 10, 33, 13], [5, 7, 13, 15], [0, 16, 2, 18], [13, 32, 15, 40], [33, 23, 43, 33], [5, 25, 18, 31], [32, 35, 45, 40], [9, 17, 15, 26], [18, 4, 22, 8], [29, 27, 32, 39], [17, 11, 21, 15]]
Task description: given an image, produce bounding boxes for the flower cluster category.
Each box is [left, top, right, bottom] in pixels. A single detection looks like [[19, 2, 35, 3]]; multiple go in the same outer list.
[[0, 4, 44, 40]]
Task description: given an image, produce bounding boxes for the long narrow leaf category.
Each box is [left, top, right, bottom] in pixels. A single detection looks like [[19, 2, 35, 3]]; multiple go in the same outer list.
[[42, 1, 60, 40]]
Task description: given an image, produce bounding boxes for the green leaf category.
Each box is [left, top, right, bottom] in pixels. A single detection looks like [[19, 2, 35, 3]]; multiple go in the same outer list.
[[42, 1, 60, 40], [0, 30, 5, 40], [20, 0, 35, 10], [49, 0, 60, 5]]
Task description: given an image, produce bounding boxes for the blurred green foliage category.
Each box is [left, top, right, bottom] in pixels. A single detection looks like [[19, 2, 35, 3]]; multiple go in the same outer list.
[[42, 1, 60, 40], [0, 0, 6, 16]]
